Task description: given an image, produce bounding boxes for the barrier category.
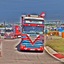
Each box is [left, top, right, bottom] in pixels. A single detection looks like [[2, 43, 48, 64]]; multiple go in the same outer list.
[[48, 31, 59, 36], [0, 40, 2, 57], [45, 46, 64, 62], [62, 32, 64, 38]]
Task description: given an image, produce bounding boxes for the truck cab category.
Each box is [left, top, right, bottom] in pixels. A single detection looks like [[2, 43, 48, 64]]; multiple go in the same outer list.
[[20, 12, 45, 52]]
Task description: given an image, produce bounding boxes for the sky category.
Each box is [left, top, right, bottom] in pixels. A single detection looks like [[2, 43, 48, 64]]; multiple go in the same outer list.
[[0, 0, 64, 23]]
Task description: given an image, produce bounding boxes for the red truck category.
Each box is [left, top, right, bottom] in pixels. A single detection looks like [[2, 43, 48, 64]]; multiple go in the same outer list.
[[4, 25, 21, 39], [14, 25, 21, 38], [20, 12, 45, 52]]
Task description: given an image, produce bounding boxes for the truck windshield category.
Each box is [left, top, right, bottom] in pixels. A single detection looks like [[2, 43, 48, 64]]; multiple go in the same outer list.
[[23, 26, 43, 34], [5, 29, 13, 32]]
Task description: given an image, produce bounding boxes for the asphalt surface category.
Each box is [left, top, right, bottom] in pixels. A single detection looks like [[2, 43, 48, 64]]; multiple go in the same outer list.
[[0, 38, 63, 64]]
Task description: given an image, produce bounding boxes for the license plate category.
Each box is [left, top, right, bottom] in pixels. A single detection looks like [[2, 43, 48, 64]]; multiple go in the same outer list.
[[18, 36, 21, 37], [30, 49, 35, 50]]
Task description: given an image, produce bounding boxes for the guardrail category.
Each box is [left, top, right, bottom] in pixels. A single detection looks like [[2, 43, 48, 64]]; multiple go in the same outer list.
[[0, 38, 2, 57]]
